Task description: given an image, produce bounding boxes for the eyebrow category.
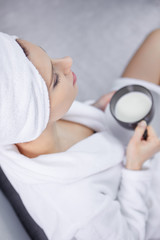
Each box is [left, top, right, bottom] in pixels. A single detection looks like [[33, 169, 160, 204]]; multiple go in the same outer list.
[[39, 46, 47, 53], [38, 47, 56, 88], [49, 61, 55, 88]]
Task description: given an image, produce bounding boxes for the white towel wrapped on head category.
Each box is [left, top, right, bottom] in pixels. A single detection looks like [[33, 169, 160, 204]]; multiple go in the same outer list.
[[0, 32, 50, 145]]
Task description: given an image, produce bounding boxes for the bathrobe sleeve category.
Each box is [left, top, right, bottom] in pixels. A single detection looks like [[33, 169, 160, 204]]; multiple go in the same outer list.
[[74, 166, 151, 240]]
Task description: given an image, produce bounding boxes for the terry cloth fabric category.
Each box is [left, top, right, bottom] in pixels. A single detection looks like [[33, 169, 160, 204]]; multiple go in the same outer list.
[[0, 32, 50, 145], [0, 167, 48, 240], [0, 78, 160, 239], [107, 77, 160, 240]]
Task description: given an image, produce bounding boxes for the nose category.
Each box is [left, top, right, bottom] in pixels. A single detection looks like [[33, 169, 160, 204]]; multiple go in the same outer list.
[[52, 56, 73, 75]]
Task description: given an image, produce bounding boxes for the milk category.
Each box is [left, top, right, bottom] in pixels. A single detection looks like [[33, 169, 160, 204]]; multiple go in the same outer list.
[[115, 92, 152, 123]]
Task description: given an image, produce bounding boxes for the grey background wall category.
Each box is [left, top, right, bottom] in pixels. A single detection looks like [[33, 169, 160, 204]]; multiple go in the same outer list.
[[0, 0, 160, 239], [1, 0, 160, 102]]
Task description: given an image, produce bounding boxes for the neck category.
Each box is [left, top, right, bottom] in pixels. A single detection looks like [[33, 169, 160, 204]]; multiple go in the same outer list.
[[15, 121, 61, 158]]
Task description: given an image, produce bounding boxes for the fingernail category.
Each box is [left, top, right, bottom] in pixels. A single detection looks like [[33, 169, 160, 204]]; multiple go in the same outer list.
[[138, 120, 147, 128]]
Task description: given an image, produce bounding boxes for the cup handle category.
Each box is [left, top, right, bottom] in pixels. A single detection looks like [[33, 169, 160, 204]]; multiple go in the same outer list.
[[143, 128, 148, 140]]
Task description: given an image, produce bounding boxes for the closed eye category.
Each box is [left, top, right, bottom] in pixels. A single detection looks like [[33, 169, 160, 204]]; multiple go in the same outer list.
[[53, 73, 60, 88]]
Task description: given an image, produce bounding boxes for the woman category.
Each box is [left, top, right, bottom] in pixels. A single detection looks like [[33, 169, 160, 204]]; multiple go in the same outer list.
[[1, 30, 160, 240]]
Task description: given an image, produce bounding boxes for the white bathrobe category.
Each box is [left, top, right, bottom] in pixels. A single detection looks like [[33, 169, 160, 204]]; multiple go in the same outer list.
[[1, 77, 160, 240]]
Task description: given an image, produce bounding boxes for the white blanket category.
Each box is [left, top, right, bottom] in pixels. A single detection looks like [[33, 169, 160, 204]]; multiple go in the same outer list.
[[1, 77, 160, 240]]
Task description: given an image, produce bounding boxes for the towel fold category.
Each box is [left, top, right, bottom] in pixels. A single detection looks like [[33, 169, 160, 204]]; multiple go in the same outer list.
[[0, 32, 50, 145]]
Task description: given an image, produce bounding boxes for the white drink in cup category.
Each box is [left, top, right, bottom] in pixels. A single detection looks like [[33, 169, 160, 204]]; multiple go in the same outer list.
[[115, 92, 152, 123], [110, 85, 154, 140]]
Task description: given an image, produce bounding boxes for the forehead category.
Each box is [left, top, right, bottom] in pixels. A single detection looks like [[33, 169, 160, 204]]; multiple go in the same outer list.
[[17, 38, 52, 89]]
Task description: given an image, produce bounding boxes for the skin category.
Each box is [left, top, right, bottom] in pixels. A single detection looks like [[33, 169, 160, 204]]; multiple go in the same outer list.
[[16, 39, 79, 157], [122, 29, 160, 169], [15, 30, 160, 169], [94, 29, 160, 170], [15, 39, 114, 158]]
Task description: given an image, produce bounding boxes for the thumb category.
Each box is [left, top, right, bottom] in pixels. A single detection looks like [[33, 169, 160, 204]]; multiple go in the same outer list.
[[133, 120, 147, 142]]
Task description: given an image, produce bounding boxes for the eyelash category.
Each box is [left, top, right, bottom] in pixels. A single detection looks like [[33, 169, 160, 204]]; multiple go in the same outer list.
[[53, 73, 60, 87]]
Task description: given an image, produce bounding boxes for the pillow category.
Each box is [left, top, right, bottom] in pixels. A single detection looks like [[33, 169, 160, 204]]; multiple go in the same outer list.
[[0, 167, 48, 240]]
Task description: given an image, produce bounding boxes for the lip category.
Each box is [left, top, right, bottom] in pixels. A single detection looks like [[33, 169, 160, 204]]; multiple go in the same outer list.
[[72, 71, 77, 85]]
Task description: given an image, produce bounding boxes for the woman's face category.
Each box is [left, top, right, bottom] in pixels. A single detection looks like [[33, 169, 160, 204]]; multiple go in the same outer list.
[[16, 39, 78, 122]]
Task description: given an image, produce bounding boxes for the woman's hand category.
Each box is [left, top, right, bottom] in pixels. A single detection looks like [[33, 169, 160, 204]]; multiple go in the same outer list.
[[126, 120, 160, 170], [91, 91, 116, 111]]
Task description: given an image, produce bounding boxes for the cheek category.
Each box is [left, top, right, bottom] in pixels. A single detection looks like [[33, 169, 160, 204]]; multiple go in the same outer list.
[[48, 84, 75, 121]]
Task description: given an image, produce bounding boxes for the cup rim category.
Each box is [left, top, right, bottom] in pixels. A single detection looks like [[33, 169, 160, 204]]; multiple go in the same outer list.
[[109, 84, 154, 125]]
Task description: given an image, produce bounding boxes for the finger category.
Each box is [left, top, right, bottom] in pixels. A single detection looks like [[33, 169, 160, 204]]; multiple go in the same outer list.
[[147, 125, 157, 137], [107, 91, 116, 101], [95, 91, 116, 111], [132, 120, 147, 142]]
